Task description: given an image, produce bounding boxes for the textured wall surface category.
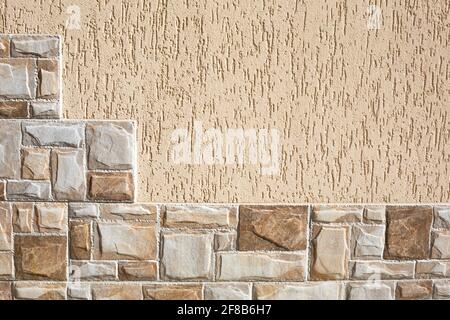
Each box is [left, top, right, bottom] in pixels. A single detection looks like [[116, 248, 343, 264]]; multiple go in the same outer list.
[[1, 0, 448, 203]]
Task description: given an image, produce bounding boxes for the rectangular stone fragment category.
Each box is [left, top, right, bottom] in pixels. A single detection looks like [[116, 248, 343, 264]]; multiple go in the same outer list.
[[95, 221, 156, 260], [88, 172, 134, 201], [22, 148, 51, 180], [0, 203, 12, 250], [22, 122, 84, 147], [204, 283, 251, 300], [51, 149, 86, 200], [312, 205, 363, 223], [67, 283, 91, 300], [0, 101, 28, 118], [161, 233, 213, 280], [91, 284, 142, 300], [364, 205, 386, 223], [347, 282, 395, 300], [143, 284, 203, 300], [0, 282, 11, 300], [87, 121, 135, 170], [11, 35, 60, 57], [217, 252, 305, 281], [351, 261, 415, 280], [434, 206, 450, 229], [214, 232, 237, 251], [7, 180, 51, 200], [0, 36, 9, 58], [118, 261, 158, 281], [37, 59, 60, 99], [14, 282, 66, 300], [254, 283, 345, 300], [70, 261, 117, 281], [0, 59, 36, 99], [69, 220, 91, 260], [432, 231, 450, 259], [0, 121, 21, 178], [163, 205, 237, 229], [384, 206, 433, 260], [310, 226, 349, 280], [396, 281, 432, 300], [351, 225, 384, 260], [12, 203, 34, 232], [69, 203, 99, 218], [0, 252, 13, 280], [100, 203, 156, 220], [238, 205, 308, 251], [0, 181, 5, 200], [35, 203, 67, 232], [416, 261, 450, 279], [14, 235, 67, 281], [30, 102, 60, 118], [433, 281, 450, 299]]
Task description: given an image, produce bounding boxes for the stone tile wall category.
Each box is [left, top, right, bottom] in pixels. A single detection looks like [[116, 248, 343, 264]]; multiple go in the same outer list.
[[0, 35, 449, 300]]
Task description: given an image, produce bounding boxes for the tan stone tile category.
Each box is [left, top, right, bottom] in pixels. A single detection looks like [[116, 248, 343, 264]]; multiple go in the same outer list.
[[396, 281, 432, 300], [143, 284, 202, 300], [21, 148, 50, 180], [118, 261, 157, 281], [12, 202, 34, 233], [163, 204, 237, 229], [88, 172, 134, 201], [0, 101, 28, 118], [13, 282, 66, 300], [69, 220, 91, 260], [0, 203, 12, 251], [35, 203, 67, 232], [91, 284, 142, 300]]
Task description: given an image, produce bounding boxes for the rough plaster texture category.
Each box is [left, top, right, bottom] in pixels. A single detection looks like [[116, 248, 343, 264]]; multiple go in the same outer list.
[[1, 0, 448, 203]]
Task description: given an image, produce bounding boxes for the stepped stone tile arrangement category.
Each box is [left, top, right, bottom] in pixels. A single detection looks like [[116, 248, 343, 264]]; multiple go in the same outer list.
[[0, 35, 449, 300]]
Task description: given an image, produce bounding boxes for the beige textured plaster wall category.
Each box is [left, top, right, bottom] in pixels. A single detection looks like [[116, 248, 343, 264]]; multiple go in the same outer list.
[[1, 0, 449, 203]]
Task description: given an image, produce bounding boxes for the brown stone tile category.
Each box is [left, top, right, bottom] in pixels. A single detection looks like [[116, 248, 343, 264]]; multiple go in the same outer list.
[[0, 101, 28, 118], [14, 235, 67, 281], [88, 172, 134, 201], [143, 284, 203, 300], [22, 148, 51, 180], [0, 36, 9, 58], [0, 282, 12, 300], [384, 206, 433, 260], [37, 59, 59, 99], [0, 203, 12, 251], [0, 181, 5, 200], [12, 202, 34, 233], [0, 252, 13, 280], [91, 284, 143, 300], [238, 205, 308, 251], [118, 261, 158, 281], [396, 281, 432, 300], [69, 220, 91, 260]]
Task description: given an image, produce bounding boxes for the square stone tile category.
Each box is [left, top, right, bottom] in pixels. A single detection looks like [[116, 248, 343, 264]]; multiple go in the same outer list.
[[21, 148, 51, 180]]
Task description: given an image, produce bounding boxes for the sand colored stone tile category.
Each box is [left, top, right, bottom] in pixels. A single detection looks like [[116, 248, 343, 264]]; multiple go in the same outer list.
[[352, 225, 384, 259], [69, 203, 99, 218], [14, 235, 67, 281], [30, 102, 60, 118], [0, 252, 13, 280], [204, 283, 251, 300], [351, 261, 415, 280], [100, 203, 156, 220], [214, 231, 236, 251], [396, 281, 432, 300], [67, 283, 91, 300], [91, 284, 142, 300], [254, 282, 345, 300], [312, 205, 363, 223], [217, 252, 305, 281], [35, 203, 67, 232], [384, 206, 433, 260], [21, 148, 50, 180], [51, 149, 86, 200], [12, 203, 34, 233], [416, 261, 450, 279], [0, 181, 5, 201], [310, 226, 349, 280], [0, 121, 21, 178], [0, 282, 11, 300], [0, 101, 28, 118], [11, 35, 59, 57], [88, 172, 134, 201], [161, 232, 213, 280], [7, 180, 51, 200], [69, 220, 91, 260], [432, 231, 450, 259], [434, 206, 450, 229], [95, 221, 156, 260], [0, 203, 12, 250], [13, 282, 66, 300], [22, 122, 84, 148], [364, 205, 386, 224], [347, 282, 395, 300], [163, 204, 237, 229], [238, 205, 308, 251], [0, 36, 9, 58], [0, 59, 36, 99], [70, 261, 117, 281], [118, 261, 158, 281], [86, 122, 135, 170], [143, 284, 203, 300], [433, 281, 450, 300], [37, 59, 59, 99]]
